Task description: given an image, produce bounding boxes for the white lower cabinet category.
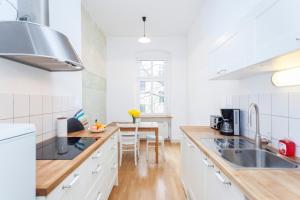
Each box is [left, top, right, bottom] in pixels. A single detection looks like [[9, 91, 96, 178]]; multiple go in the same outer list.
[[37, 134, 118, 200], [181, 135, 245, 200]]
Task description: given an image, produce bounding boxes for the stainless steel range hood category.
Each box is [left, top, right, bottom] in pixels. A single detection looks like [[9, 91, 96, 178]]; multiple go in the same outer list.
[[0, 21, 84, 71]]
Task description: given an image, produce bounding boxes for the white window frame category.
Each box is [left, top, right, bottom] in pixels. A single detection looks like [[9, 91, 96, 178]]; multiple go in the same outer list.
[[136, 60, 168, 115]]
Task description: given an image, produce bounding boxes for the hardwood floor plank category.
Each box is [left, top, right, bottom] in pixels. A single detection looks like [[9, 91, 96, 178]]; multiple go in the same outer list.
[[108, 141, 186, 200]]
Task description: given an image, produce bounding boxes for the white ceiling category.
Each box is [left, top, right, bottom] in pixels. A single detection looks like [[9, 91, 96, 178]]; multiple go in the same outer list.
[[83, 0, 203, 37]]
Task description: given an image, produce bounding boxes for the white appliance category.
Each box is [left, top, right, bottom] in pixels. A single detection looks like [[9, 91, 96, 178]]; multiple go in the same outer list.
[[0, 124, 36, 200]]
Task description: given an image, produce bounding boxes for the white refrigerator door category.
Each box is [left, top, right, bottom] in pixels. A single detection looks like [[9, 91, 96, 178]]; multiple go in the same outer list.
[[0, 132, 35, 200]]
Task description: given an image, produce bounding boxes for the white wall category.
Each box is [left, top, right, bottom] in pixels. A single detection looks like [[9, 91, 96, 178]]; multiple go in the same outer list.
[[106, 37, 187, 140]]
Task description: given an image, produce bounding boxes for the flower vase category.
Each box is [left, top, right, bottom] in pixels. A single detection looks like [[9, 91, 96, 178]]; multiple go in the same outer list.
[[132, 117, 136, 124]]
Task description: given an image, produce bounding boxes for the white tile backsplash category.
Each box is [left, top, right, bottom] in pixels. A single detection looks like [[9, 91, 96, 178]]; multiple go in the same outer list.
[[232, 95, 240, 108], [43, 131, 55, 141], [36, 134, 43, 143], [53, 96, 63, 113], [289, 92, 300, 119], [0, 93, 77, 144], [272, 93, 289, 117], [289, 118, 300, 145], [14, 94, 30, 118], [249, 95, 259, 106], [0, 119, 13, 124], [30, 95, 43, 116], [43, 114, 53, 133], [43, 96, 53, 114], [14, 116, 29, 124], [260, 114, 271, 139], [259, 93, 272, 115], [0, 94, 13, 119], [271, 116, 288, 140], [239, 95, 249, 110], [228, 92, 300, 156], [29, 115, 43, 135]]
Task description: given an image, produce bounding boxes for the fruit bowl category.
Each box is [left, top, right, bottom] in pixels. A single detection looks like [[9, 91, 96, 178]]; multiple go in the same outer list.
[[88, 127, 106, 133]]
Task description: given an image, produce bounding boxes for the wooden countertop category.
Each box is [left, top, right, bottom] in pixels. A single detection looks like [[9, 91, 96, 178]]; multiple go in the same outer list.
[[36, 125, 119, 196], [180, 126, 300, 200]]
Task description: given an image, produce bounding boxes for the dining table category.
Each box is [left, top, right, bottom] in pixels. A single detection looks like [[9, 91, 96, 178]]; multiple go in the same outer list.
[[117, 122, 160, 163]]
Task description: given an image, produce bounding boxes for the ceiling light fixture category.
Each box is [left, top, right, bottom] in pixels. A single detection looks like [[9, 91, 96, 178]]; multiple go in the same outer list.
[[138, 16, 151, 44], [272, 67, 300, 87]]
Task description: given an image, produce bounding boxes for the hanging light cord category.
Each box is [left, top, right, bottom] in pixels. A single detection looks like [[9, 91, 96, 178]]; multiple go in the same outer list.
[[142, 16, 147, 37], [4, 0, 19, 20], [143, 21, 146, 37]]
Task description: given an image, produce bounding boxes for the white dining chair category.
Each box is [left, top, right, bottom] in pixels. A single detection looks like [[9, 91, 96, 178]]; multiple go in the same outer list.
[[146, 134, 165, 161], [117, 123, 140, 166]]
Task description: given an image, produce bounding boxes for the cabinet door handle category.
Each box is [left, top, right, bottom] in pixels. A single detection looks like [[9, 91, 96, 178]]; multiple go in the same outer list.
[[296, 38, 300, 41], [202, 158, 214, 168], [215, 171, 231, 185], [96, 192, 103, 200], [92, 151, 102, 159], [92, 165, 103, 174], [62, 174, 80, 189]]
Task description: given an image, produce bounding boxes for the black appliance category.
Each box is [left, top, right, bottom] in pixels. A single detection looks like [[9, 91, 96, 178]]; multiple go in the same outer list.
[[210, 115, 223, 130], [36, 137, 97, 160], [219, 109, 240, 136]]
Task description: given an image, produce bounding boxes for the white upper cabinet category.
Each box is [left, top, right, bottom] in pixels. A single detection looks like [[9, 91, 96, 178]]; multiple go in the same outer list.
[[209, 0, 300, 79], [255, 0, 300, 63]]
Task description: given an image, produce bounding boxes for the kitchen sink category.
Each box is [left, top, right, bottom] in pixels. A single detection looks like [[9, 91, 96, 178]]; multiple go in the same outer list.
[[220, 149, 298, 169]]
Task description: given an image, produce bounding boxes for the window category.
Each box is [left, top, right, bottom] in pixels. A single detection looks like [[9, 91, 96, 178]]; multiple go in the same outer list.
[[137, 60, 167, 114]]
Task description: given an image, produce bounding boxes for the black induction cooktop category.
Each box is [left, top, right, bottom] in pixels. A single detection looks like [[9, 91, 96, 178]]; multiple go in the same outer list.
[[36, 137, 97, 160]]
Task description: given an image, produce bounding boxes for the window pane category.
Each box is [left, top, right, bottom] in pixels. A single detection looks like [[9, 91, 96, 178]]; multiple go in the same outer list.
[[153, 61, 165, 77], [152, 81, 164, 96], [138, 60, 166, 114], [139, 61, 152, 77], [139, 81, 151, 93], [139, 92, 152, 113], [152, 95, 165, 113]]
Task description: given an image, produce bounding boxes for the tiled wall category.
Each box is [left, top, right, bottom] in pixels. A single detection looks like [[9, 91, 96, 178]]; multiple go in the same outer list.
[[0, 94, 80, 143], [221, 92, 300, 156]]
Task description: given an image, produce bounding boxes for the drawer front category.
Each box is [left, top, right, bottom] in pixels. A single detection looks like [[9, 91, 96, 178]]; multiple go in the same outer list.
[[46, 163, 86, 200], [42, 133, 118, 200], [84, 136, 118, 200]]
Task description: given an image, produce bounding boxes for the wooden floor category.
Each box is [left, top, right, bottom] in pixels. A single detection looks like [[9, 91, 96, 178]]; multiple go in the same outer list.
[[108, 141, 187, 200]]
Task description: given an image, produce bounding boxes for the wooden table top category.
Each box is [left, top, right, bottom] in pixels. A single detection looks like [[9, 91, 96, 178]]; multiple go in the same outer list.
[[140, 115, 172, 119], [36, 125, 119, 196], [181, 126, 300, 200], [117, 122, 158, 128]]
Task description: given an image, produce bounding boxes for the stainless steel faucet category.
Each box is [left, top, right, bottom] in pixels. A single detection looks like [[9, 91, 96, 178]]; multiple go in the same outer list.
[[248, 103, 262, 148]]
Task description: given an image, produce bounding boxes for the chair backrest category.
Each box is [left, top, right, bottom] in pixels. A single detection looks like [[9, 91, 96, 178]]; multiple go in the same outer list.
[[117, 123, 139, 143]]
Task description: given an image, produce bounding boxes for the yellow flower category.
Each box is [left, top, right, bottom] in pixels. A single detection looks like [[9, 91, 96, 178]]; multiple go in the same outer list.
[[128, 109, 141, 118]]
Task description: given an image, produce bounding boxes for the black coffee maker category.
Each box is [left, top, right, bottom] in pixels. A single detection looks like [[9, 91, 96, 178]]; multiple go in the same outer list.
[[219, 109, 240, 136]]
